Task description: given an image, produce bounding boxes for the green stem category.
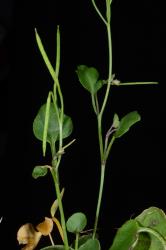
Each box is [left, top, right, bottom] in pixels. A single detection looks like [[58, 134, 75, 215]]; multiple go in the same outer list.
[[92, 136, 115, 239], [97, 115, 104, 159], [105, 136, 115, 161], [91, 93, 97, 114], [62, 139, 76, 151], [92, 113, 105, 239], [51, 167, 69, 250], [118, 81, 158, 86], [138, 227, 166, 250], [75, 233, 79, 250], [93, 162, 106, 239], [95, 93, 100, 115], [100, 22, 112, 119], [92, 0, 113, 239], [51, 139, 56, 159], [91, 0, 107, 25]]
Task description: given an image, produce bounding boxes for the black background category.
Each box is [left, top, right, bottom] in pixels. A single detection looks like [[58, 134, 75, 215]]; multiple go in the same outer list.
[[0, 0, 165, 249]]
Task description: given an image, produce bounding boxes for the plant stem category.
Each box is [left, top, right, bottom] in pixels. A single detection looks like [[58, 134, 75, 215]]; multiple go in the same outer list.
[[97, 115, 104, 159], [91, 94, 97, 114], [93, 162, 106, 239], [49, 233, 55, 245], [92, 1, 113, 239], [51, 139, 56, 159], [105, 136, 115, 161], [75, 233, 79, 250], [118, 81, 158, 86], [51, 167, 69, 250], [91, 0, 107, 25], [99, 21, 112, 119]]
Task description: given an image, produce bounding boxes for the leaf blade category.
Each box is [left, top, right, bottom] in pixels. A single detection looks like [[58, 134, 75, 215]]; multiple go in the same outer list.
[[33, 103, 73, 145], [66, 212, 87, 233], [109, 220, 139, 250], [114, 111, 141, 138], [32, 165, 48, 179], [76, 65, 102, 94], [79, 239, 101, 250]]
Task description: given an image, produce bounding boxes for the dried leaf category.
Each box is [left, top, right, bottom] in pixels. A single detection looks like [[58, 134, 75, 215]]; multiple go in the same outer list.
[[50, 188, 65, 217], [52, 217, 64, 242], [17, 223, 42, 250], [36, 217, 53, 236]]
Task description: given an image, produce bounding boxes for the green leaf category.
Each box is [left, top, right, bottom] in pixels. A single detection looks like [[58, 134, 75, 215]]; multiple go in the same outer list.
[[78, 239, 100, 250], [33, 103, 73, 144], [40, 246, 74, 250], [114, 111, 141, 138], [32, 165, 48, 179], [135, 207, 166, 250], [71, 234, 93, 249], [133, 233, 151, 250], [136, 207, 166, 237], [66, 212, 87, 233], [109, 220, 139, 250], [76, 65, 102, 94]]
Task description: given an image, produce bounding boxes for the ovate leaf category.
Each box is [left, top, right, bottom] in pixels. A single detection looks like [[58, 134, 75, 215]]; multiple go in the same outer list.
[[109, 220, 139, 250], [76, 65, 102, 94], [135, 207, 166, 237], [33, 103, 73, 144], [79, 239, 101, 250], [66, 212, 87, 233], [114, 111, 141, 138], [135, 206, 166, 250], [32, 166, 48, 179]]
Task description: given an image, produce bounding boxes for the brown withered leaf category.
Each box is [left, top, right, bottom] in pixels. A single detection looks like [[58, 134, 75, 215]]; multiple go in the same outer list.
[[52, 217, 64, 242], [36, 217, 53, 236], [17, 223, 42, 250], [50, 188, 65, 217]]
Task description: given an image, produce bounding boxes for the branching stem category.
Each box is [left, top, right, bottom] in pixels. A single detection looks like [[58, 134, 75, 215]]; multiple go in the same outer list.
[[92, 0, 114, 239]]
